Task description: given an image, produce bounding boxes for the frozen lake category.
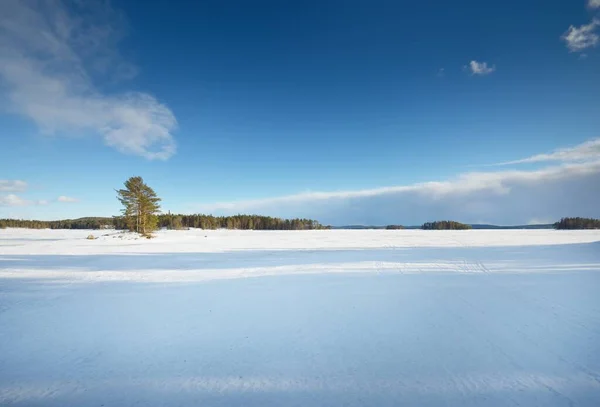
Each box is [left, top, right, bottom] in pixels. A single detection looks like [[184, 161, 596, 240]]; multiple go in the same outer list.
[[1, 229, 600, 406]]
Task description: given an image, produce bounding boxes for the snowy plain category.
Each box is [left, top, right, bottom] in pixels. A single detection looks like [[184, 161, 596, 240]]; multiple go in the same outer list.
[[1, 228, 600, 406]]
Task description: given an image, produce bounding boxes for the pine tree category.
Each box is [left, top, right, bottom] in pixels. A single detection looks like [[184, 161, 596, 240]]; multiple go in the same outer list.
[[172, 216, 183, 230], [116, 176, 161, 236]]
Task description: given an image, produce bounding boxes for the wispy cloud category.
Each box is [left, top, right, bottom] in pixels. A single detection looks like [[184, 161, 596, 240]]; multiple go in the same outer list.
[[0, 0, 177, 160], [588, 0, 600, 10], [0, 194, 47, 207], [468, 61, 495, 76], [0, 182, 79, 207], [57, 195, 79, 203], [0, 180, 27, 192], [493, 138, 600, 166], [436, 68, 445, 78], [562, 19, 599, 52], [195, 139, 600, 225]]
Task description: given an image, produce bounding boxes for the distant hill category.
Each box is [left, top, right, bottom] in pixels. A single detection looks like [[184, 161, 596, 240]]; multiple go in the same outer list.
[[331, 225, 386, 230], [334, 224, 555, 230], [469, 224, 554, 230]]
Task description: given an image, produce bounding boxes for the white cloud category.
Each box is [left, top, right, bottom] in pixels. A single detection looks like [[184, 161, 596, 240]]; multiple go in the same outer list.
[[0, 0, 177, 160], [0, 180, 27, 192], [195, 139, 600, 225], [0, 194, 30, 207], [0, 180, 52, 207], [57, 195, 78, 203], [469, 61, 495, 76], [588, 0, 600, 9], [494, 138, 600, 165], [562, 19, 599, 52], [0, 194, 47, 207], [437, 68, 445, 78]]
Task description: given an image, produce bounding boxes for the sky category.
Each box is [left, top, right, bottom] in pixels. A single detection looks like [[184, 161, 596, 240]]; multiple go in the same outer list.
[[0, 0, 599, 225]]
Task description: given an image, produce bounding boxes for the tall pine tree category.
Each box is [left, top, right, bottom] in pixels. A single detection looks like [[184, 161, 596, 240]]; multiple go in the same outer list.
[[116, 176, 161, 236]]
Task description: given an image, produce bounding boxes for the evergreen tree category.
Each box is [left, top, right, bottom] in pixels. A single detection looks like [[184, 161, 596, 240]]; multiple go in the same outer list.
[[116, 176, 161, 236], [172, 215, 183, 230]]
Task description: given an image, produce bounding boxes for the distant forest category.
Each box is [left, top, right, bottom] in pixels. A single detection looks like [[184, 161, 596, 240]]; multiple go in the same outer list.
[[0, 214, 329, 231], [0, 217, 107, 230], [157, 214, 328, 230], [553, 217, 600, 230], [422, 221, 472, 230], [2, 216, 599, 231]]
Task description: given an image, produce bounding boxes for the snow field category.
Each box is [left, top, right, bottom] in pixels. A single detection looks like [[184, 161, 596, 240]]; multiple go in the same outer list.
[[1, 229, 599, 406]]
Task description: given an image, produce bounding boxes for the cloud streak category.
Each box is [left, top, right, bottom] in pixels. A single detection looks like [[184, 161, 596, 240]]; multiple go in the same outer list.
[[57, 196, 79, 203], [493, 138, 600, 166], [0, 180, 27, 192], [196, 139, 600, 225], [0, 0, 177, 160]]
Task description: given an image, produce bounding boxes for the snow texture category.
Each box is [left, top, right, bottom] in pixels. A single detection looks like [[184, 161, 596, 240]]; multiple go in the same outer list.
[[1, 228, 600, 406]]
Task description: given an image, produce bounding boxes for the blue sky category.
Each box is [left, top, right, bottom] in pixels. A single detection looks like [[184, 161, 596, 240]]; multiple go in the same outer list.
[[1, 0, 599, 225]]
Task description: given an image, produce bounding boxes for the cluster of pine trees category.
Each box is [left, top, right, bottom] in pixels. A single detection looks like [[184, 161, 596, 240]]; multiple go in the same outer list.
[[116, 176, 161, 236], [422, 221, 472, 230], [385, 225, 405, 230], [553, 217, 600, 230]]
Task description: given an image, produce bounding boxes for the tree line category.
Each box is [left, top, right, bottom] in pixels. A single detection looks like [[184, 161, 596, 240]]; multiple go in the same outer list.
[[0, 217, 112, 230], [113, 176, 329, 235], [114, 213, 329, 231], [2, 177, 598, 233], [4, 216, 599, 231], [1, 214, 329, 231], [0, 177, 328, 234], [553, 217, 600, 230]]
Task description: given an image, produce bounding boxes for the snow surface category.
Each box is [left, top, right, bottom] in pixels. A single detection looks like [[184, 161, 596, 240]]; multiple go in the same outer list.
[[1, 228, 600, 406]]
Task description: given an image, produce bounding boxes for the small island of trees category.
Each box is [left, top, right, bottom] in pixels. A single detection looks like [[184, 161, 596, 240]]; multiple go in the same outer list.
[[421, 221, 472, 230], [553, 217, 600, 230]]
